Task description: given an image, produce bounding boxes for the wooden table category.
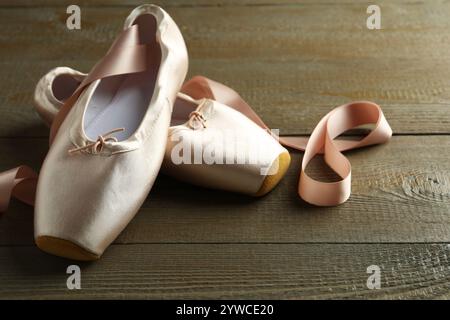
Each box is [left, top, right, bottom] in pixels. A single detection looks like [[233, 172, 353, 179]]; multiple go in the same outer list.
[[0, 0, 449, 299]]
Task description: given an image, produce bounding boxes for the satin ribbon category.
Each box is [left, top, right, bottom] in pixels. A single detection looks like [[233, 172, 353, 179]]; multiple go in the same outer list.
[[50, 23, 148, 145], [0, 166, 37, 212], [0, 54, 392, 211]]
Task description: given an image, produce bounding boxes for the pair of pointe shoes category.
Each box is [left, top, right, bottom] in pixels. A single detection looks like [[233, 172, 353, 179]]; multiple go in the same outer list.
[[0, 4, 391, 261], [35, 68, 291, 197], [31, 5, 291, 261]]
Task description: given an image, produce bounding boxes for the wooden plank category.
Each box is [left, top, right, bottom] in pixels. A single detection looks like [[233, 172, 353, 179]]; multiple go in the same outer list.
[[0, 4, 449, 136], [0, 0, 435, 8], [1, 135, 449, 245], [0, 243, 449, 299]]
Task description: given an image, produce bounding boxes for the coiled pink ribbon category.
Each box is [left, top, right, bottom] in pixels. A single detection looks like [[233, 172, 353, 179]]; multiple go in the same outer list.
[[0, 29, 392, 212]]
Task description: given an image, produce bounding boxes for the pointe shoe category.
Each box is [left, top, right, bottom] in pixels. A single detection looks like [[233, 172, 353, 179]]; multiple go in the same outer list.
[[165, 92, 290, 196], [35, 69, 290, 196], [34, 4, 188, 261]]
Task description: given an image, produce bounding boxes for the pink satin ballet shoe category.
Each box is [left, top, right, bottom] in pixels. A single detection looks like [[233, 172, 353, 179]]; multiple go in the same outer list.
[[165, 92, 291, 196], [34, 69, 291, 196], [34, 4, 188, 260]]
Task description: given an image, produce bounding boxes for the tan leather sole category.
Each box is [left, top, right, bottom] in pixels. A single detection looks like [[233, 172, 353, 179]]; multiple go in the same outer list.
[[35, 235, 100, 261], [253, 151, 291, 197]]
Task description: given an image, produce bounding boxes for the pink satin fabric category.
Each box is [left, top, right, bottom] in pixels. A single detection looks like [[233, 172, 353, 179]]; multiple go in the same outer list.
[[0, 70, 392, 210], [0, 166, 37, 212]]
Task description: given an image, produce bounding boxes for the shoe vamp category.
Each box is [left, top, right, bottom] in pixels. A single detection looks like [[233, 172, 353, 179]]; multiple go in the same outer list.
[[34, 134, 156, 255]]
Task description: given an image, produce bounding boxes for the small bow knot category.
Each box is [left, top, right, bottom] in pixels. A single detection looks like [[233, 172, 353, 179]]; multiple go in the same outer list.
[[68, 128, 125, 155], [188, 111, 206, 129]]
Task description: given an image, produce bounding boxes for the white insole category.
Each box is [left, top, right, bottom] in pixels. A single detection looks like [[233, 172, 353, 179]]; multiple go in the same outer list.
[[84, 69, 157, 141]]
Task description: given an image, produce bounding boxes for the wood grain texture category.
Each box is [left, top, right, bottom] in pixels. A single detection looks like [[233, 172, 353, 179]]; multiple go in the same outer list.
[[0, 3, 449, 136], [0, 243, 449, 299], [0, 0, 436, 7], [1, 136, 449, 245]]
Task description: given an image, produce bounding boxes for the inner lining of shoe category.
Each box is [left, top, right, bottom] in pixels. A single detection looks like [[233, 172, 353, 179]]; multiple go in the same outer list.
[[52, 74, 81, 102], [83, 14, 161, 142]]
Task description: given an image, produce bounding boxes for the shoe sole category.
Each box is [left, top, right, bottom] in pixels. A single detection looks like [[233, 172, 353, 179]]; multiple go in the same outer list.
[[35, 235, 100, 261], [253, 151, 291, 197]]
